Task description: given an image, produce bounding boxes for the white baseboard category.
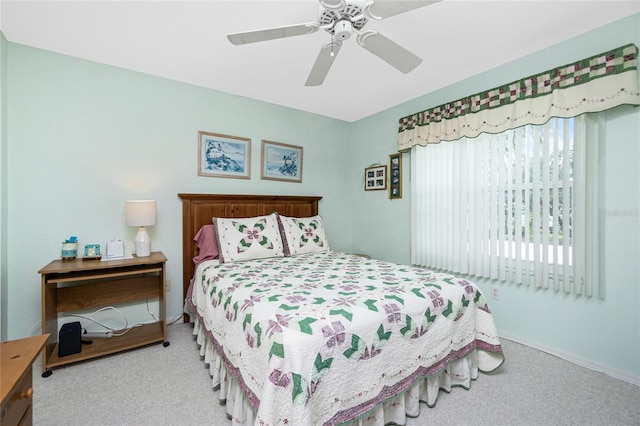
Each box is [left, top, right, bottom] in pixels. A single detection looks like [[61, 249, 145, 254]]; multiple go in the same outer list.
[[498, 330, 640, 387]]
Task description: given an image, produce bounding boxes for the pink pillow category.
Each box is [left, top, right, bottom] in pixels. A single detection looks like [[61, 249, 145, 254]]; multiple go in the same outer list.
[[192, 224, 219, 266]]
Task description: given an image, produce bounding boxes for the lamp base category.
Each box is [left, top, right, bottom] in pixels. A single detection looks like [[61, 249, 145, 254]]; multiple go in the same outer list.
[[134, 226, 152, 257]]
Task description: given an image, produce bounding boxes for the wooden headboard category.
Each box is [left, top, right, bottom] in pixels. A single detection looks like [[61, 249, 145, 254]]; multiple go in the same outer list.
[[178, 193, 322, 321]]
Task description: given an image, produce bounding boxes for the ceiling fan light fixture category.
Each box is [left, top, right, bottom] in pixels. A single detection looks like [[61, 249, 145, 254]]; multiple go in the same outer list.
[[334, 19, 353, 41]]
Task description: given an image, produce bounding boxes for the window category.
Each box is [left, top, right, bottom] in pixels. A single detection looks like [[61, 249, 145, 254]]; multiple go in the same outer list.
[[411, 115, 600, 296]]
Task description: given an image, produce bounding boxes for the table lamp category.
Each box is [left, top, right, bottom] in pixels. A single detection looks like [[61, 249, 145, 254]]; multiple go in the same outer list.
[[125, 200, 157, 257]]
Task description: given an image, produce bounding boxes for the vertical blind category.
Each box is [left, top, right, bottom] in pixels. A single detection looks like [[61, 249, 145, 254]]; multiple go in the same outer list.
[[411, 115, 601, 297]]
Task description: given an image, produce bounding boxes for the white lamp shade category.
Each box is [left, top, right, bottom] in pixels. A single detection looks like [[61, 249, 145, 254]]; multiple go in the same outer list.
[[125, 200, 157, 227], [126, 200, 157, 257]]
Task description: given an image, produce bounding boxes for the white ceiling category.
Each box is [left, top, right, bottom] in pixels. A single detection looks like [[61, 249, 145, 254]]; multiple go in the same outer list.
[[1, 1, 639, 122]]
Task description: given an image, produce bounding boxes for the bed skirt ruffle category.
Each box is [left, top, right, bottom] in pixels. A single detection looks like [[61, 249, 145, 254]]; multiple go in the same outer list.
[[191, 317, 497, 426]]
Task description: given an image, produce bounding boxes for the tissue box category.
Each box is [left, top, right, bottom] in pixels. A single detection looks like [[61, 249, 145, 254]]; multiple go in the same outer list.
[[61, 242, 77, 260]]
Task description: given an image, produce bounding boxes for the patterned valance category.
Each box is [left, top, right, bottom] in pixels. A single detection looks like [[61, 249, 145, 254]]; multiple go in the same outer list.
[[398, 44, 640, 151]]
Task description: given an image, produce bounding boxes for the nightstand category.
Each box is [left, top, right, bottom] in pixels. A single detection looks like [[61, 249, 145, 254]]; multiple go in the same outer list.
[[1, 334, 49, 426], [38, 252, 167, 376]]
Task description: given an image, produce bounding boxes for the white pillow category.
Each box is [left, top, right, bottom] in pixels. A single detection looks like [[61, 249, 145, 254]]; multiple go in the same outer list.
[[278, 215, 330, 256], [214, 213, 285, 263]]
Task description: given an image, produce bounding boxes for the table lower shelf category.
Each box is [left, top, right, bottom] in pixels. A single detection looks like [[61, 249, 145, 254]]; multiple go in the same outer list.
[[43, 321, 165, 370]]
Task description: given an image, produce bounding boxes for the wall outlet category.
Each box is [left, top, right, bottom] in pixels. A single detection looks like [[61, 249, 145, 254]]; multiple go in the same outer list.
[[491, 285, 500, 300], [166, 279, 171, 292]]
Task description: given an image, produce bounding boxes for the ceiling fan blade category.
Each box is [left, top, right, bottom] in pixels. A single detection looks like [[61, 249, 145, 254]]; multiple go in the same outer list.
[[364, 0, 441, 20], [320, 0, 346, 11], [357, 30, 422, 73], [305, 40, 343, 86], [227, 22, 319, 45]]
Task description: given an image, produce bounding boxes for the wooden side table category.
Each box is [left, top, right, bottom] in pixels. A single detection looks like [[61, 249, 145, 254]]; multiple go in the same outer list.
[[38, 252, 167, 376], [1, 334, 49, 426]]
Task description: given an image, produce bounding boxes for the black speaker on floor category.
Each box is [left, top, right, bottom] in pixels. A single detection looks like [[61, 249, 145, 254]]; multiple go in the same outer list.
[[58, 321, 82, 357]]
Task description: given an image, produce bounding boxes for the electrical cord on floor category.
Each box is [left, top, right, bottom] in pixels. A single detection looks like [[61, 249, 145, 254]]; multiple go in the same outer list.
[[66, 306, 129, 332], [67, 301, 161, 336], [28, 301, 180, 336], [146, 299, 159, 322], [28, 320, 42, 337], [110, 323, 144, 337], [167, 313, 185, 325]]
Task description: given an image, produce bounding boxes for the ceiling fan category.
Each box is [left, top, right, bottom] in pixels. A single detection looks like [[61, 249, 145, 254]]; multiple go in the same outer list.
[[227, 0, 440, 86]]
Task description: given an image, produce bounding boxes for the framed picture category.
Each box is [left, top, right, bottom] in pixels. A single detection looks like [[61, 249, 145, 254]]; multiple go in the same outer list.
[[389, 153, 402, 199], [364, 165, 387, 191], [198, 131, 251, 179], [261, 140, 303, 183]]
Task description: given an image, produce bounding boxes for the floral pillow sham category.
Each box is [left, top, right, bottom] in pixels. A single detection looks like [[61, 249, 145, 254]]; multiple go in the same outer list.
[[214, 213, 285, 263], [278, 214, 330, 256]]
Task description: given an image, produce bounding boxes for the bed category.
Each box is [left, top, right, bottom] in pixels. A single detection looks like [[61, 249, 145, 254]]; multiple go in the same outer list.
[[179, 193, 504, 425]]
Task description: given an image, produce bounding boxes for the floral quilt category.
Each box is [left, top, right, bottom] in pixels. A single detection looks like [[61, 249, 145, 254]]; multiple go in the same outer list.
[[188, 251, 503, 425]]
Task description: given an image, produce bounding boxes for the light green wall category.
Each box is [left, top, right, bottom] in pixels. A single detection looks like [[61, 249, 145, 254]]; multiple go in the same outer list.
[[1, 32, 8, 341], [5, 43, 352, 340], [350, 14, 640, 382], [4, 14, 639, 383]]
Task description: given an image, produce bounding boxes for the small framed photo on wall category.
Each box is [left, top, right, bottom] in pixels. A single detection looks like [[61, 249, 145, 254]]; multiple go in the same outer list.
[[389, 153, 402, 199], [364, 165, 387, 191], [198, 131, 251, 179], [261, 140, 303, 183]]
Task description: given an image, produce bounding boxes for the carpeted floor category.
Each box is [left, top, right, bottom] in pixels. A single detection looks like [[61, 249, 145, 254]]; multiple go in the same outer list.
[[32, 322, 640, 425]]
